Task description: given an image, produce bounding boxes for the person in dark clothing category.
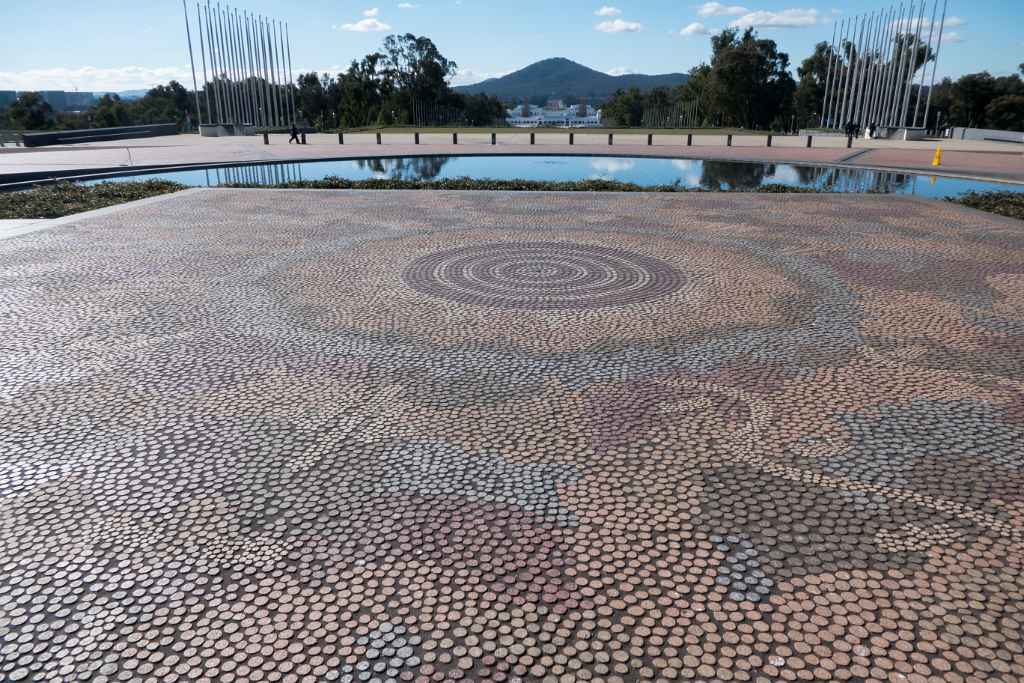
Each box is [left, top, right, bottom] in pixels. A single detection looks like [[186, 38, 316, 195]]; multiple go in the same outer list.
[[844, 121, 855, 138], [288, 125, 300, 144], [868, 122, 877, 139]]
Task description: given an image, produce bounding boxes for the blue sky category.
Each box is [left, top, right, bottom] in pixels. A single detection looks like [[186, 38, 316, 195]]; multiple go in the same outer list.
[[0, 1, 1020, 92]]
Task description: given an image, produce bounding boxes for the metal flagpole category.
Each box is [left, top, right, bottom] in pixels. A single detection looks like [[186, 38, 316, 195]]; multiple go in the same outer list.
[[820, 19, 839, 128], [265, 18, 280, 127], [224, 5, 240, 125], [877, 4, 899, 127], [272, 21, 286, 126], [901, 0, 925, 127], [286, 22, 297, 127], [838, 14, 859, 129], [213, 4, 233, 124], [912, 0, 939, 128], [197, 2, 211, 124], [922, 0, 948, 133], [850, 12, 871, 129], [277, 21, 291, 125], [859, 10, 879, 129], [204, 3, 222, 123], [243, 12, 260, 128], [260, 17, 274, 127], [831, 16, 851, 129], [890, 2, 914, 127], [233, 9, 253, 126], [866, 5, 890, 127], [182, 0, 201, 129]]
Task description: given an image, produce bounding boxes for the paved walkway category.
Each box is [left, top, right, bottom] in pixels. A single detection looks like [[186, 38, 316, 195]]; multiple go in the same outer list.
[[2, 132, 1022, 183], [2, 189, 1023, 682]]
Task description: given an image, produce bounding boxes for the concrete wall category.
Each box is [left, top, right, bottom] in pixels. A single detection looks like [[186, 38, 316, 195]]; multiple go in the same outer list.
[[951, 127, 1024, 144], [21, 123, 178, 148]]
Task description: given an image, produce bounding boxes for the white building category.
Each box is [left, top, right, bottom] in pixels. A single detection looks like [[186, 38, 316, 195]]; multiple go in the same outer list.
[[506, 103, 602, 128]]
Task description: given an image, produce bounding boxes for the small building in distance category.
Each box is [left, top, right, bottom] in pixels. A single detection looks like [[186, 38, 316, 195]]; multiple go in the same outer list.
[[506, 103, 602, 128]]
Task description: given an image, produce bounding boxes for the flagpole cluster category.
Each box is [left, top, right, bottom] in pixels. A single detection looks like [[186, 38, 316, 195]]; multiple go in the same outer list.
[[182, 1, 298, 131], [820, 0, 949, 132]]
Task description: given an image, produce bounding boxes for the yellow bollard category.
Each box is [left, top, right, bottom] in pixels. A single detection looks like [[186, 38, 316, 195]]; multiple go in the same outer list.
[[932, 146, 942, 167]]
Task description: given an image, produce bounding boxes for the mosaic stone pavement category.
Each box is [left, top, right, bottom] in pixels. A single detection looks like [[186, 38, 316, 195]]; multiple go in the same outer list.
[[1, 189, 1024, 683]]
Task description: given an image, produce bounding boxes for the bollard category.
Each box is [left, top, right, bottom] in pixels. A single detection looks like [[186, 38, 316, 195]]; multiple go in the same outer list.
[[569, 133, 574, 145], [491, 132, 496, 145], [727, 134, 733, 147], [687, 133, 693, 146], [338, 132, 344, 145], [376, 132, 382, 145], [530, 132, 535, 145], [932, 146, 943, 167], [806, 135, 812, 148], [453, 133, 458, 145], [846, 135, 853, 149], [301, 132, 307, 145], [414, 132, 420, 145], [647, 133, 653, 146], [766, 134, 773, 147], [608, 133, 614, 146], [263, 132, 269, 145]]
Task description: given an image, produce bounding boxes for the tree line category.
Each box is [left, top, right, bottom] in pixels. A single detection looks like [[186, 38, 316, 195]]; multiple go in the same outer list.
[[602, 29, 1024, 134]]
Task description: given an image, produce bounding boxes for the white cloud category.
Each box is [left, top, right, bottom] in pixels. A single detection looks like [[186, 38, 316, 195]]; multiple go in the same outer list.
[[363, 7, 380, 16], [595, 5, 622, 16], [340, 17, 391, 31], [607, 67, 635, 76], [892, 15, 965, 35], [681, 22, 710, 36], [397, 2, 419, 7], [450, 67, 511, 86], [0, 65, 193, 92], [729, 8, 824, 28], [595, 19, 643, 33], [696, 2, 749, 17]]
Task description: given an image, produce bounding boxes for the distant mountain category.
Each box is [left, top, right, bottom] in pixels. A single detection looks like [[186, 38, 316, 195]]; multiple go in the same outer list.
[[454, 58, 688, 102]]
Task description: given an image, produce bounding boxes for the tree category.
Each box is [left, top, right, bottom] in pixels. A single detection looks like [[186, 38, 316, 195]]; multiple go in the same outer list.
[[793, 41, 834, 128], [601, 88, 645, 127], [92, 95, 132, 128], [7, 92, 54, 130], [985, 95, 1024, 132], [459, 93, 506, 126], [702, 29, 795, 130], [380, 33, 459, 123]]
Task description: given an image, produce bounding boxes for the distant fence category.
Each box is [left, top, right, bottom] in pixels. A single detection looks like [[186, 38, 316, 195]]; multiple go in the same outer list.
[[21, 123, 178, 148], [640, 101, 701, 129]]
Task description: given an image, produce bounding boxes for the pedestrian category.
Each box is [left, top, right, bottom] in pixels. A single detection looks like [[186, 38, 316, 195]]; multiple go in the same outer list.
[[868, 122, 877, 139], [288, 124, 300, 144]]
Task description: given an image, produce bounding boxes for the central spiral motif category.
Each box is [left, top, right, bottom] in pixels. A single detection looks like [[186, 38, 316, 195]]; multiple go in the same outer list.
[[402, 242, 686, 310]]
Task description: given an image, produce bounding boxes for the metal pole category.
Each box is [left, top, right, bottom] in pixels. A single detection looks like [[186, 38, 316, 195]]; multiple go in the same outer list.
[[261, 17, 277, 127], [204, 3, 221, 123], [838, 15, 858, 128], [276, 21, 289, 126], [197, 2, 211, 125], [225, 5, 241, 125], [855, 12, 876, 128], [913, 0, 939, 127], [286, 22, 297, 127], [821, 19, 839, 128], [901, 0, 925, 127], [831, 16, 850, 128], [244, 12, 261, 128], [865, 6, 889, 128], [213, 4, 233, 124], [923, 0, 948, 133], [847, 14, 867, 129], [267, 19, 281, 127], [876, 4, 898, 127], [182, 0, 201, 130], [890, 3, 914, 127], [236, 9, 254, 126]]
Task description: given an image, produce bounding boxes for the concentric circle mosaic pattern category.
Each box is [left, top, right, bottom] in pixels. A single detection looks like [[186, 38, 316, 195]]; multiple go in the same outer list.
[[1, 189, 1024, 683]]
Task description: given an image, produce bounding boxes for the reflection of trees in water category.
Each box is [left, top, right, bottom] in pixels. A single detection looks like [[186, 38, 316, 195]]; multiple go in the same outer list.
[[699, 161, 774, 190], [356, 155, 451, 180]]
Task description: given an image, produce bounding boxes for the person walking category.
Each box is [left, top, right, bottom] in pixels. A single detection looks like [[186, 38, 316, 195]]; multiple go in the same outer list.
[[868, 122, 877, 139], [288, 124, 300, 144]]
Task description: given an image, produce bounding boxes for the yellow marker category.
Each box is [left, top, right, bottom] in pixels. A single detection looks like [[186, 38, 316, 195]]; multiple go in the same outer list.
[[930, 175, 937, 185], [932, 146, 942, 167]]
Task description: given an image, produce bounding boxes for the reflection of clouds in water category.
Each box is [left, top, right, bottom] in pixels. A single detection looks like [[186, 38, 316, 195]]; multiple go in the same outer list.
[[671, 159, 703, 188], [373, 172, 389, 180], [590, 158, 636, 174], [767, 166, 801, 186]]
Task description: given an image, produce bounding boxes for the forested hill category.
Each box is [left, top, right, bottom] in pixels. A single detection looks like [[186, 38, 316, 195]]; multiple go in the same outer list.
[[454, 58, 688, 101]]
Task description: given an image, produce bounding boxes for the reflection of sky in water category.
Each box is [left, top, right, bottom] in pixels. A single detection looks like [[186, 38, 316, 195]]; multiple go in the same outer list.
[[84, 155, 1024, 199]]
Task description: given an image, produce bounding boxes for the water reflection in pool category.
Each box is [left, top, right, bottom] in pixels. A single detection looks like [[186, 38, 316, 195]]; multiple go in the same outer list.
[[86, 155, 1021, 199]]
